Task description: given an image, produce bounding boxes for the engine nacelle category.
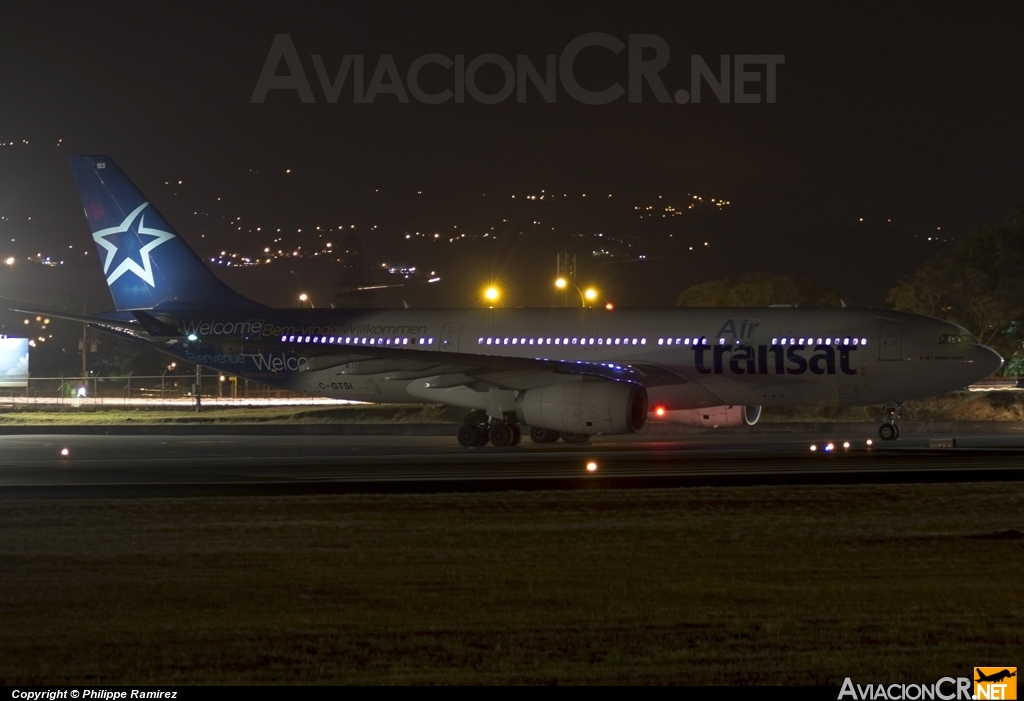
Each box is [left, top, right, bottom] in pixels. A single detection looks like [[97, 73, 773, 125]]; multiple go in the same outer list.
[[516, 381, 648, 435], [653, 405, 762, 428]]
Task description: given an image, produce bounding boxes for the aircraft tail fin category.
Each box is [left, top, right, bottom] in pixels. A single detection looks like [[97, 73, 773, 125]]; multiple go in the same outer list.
[[68, 155, 262, 311]]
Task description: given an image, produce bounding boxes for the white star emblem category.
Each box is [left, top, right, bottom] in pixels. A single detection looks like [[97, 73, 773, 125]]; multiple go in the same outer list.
[[92, 202, 175, 287]]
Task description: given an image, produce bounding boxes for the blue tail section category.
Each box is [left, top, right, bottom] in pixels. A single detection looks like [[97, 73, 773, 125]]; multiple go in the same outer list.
[[69, 155, 262, 311]]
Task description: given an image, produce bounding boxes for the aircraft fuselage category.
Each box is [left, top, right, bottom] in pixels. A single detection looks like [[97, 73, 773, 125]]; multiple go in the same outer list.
[[133, 305, 1001, 410]]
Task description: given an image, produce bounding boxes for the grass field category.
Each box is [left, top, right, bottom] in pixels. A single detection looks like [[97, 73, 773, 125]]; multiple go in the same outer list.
[[1, 483, 1021, 685], [0, 403, 464, 425]]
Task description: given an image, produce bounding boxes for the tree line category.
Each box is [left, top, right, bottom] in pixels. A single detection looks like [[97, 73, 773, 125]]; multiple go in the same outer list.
[[676, 207, 1024, 374]]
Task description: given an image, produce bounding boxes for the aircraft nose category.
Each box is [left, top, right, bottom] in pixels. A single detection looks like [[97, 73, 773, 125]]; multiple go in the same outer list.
[[975, 344, 1004, 378]]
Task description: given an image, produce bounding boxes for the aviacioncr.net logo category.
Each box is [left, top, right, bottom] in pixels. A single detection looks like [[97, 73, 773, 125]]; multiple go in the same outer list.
[[839, 677, 973, 700], [975, 668, 1017, 700]]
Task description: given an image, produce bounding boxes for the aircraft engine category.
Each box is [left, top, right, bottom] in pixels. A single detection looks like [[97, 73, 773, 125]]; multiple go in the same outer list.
[[516, 381, 648, 435], [653, 405, 762, 428]]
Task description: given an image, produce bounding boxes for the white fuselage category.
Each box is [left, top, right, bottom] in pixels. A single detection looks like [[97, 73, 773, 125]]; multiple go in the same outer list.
[[174, 306, 1001, 411]]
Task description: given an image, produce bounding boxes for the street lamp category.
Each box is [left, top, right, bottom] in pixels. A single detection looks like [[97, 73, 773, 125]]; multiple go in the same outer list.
[[484, 286, 500, 307], [160, 362, 176, 405], [299, 293, 312, 308], [554, 278, 599, 307]]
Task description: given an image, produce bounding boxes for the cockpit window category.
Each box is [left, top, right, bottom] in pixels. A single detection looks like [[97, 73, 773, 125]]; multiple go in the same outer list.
[[938, 334, 978, 344]]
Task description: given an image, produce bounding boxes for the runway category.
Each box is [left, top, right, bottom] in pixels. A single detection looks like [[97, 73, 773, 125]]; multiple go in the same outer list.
[[3, 429, 1024, 498]]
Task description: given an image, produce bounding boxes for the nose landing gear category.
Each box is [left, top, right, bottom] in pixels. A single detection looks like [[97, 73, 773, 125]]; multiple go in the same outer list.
[[878, 401, 904, 441]]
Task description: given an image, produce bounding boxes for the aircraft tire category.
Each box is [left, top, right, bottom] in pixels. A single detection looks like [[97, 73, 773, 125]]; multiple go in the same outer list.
[[509, 424, 522, 446], [879, 423, 898, 441], [489, 423, 514, 447], [561, 431, 591, 444], [529, 426, 560, 443], [457, 424, 482, 447]]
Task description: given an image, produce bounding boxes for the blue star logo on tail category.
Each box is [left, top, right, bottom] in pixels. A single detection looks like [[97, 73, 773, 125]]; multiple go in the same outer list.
[[92, 202, 175, 287]]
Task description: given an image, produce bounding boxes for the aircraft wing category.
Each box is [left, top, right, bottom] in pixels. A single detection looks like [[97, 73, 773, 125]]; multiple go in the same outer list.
[[9, 307, 688, 390], [9, 307, 144, 334], [227, 337, 688, 390], [9, 307, 194, 351], [301, 343, 683, 389]]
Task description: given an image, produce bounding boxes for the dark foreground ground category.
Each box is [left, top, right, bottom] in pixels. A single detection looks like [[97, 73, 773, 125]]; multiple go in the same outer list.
[[0, 483, 1021, 685]]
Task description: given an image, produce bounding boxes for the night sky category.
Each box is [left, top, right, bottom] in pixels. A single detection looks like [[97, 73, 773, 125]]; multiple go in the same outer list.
[[1, 2, 1023, 339]]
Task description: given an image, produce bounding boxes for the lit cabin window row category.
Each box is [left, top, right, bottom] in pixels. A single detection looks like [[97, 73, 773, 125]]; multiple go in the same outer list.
[[280, 335, 435, 346], [477, 336, 648, 346], [659, 336, 867, 346], [659, 337, 710, 346], [768, 337, 867, 346]]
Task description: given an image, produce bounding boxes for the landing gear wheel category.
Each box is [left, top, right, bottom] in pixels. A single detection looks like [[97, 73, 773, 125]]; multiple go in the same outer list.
[[509, 425, 522, 446], [561, 431, 591, 444], [489, 423, 514, 447], [879, 423, 899, 441], [457, 424, 482, 447], [529, 426, 560, 444]]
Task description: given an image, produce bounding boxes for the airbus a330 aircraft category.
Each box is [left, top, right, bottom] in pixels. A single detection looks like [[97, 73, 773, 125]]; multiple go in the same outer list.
[[13, 156, 1004, 446]]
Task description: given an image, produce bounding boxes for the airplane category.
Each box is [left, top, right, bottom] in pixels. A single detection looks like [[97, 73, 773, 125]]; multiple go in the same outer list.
[[976, 670, 1016, 684], [10, 155, 1004, 447]]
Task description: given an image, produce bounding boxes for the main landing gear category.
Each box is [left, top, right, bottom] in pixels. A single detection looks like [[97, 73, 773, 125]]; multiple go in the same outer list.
[[456, 412, 522, 448], [878, 401, 904, 441], [528, 427, 590, 444], [456, 412, 590, 448]]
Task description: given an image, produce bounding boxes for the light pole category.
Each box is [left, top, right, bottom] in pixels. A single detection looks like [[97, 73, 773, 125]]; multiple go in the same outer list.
[[289, 270, 304, 307], [555, 278, 598, 308], [161, 365, 175, 405], [194, 363, 201, 412]]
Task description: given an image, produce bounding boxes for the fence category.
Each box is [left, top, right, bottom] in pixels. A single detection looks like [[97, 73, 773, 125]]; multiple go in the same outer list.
[[0, 374, 348, 408]]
